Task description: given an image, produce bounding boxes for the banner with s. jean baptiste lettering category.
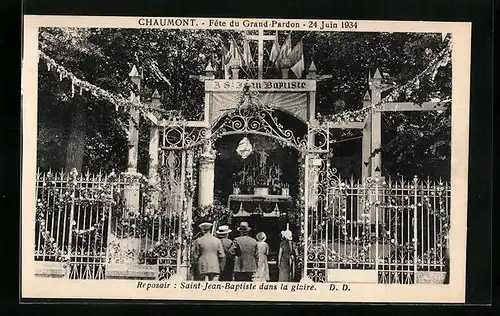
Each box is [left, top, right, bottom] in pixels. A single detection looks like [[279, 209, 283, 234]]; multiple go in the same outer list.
[[22, 15, 471, 303]]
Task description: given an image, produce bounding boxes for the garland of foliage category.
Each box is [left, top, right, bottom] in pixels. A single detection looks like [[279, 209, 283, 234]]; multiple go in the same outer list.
[[35, 168, 117, 262], [38, 50, 184, 124], [303, 176, 450, 266], [317, 36, 452, 125]]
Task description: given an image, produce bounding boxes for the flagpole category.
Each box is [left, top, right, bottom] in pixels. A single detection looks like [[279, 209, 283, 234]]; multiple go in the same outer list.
[[229, 33, 254, 79], [264, 30, 278, 78], [241, 31, 258, 79]]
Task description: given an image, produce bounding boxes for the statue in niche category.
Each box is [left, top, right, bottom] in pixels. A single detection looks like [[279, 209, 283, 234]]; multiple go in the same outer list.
[[257, 150, 269, 173]]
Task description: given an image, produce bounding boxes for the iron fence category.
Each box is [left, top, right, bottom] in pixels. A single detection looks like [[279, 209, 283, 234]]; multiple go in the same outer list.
[[34, 170, 181, 280], [307, 176, 451, 284]]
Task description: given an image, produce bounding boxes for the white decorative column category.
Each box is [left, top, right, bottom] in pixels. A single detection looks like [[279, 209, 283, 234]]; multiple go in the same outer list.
[[123, 66, 142, 218], [179, 150, 194, 279], [198, 140, 216, 207], [370, 68, 382, 178], [148, 125, 159, 208], [361, 90, 372, 181], [106, 65, 157, 280]]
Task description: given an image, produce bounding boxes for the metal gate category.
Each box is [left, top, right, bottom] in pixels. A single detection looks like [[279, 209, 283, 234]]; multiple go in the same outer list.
[[304, 169, 451, 284]]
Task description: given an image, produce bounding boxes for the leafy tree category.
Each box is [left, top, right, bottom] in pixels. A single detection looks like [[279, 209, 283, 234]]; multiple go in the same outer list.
[[37, 28, 451, 180]]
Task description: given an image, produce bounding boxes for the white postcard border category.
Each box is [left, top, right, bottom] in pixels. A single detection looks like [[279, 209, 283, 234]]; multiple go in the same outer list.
[[21, 15, 471, 303]]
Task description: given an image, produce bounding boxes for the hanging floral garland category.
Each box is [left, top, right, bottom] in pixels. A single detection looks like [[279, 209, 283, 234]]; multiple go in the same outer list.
[[303, 176, 450, 266], [38, 50, 186, 130], [35, 168, 117, 262], [295, 154, 306, 271], [317, 36, 452, 126]]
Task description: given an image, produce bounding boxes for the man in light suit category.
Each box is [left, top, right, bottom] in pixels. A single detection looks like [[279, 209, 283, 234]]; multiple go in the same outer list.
[[229, 221, 259, 281], [192, 222, 225, 281]]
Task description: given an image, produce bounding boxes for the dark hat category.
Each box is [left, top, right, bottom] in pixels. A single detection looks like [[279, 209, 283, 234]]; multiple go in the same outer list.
[[237, 221, 251, 232], [198, 222, 213, 231]]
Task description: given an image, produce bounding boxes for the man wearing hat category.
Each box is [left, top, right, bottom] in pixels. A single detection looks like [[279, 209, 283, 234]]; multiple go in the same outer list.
[[229, 221, 259, 281], [192, 222, 225, 281], [216, 225, 234, 281]]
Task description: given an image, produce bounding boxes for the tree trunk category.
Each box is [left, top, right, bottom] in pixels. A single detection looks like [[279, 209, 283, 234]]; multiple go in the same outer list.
[[65, 97, 87, 172]]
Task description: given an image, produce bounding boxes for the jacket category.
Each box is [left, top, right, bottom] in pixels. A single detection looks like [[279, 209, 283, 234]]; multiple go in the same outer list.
[[193, 234, 225, 274], [229, 235, 259, 273]]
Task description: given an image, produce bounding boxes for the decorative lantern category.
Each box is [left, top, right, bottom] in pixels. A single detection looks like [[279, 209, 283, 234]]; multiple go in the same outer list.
[[236, 137, 253, 159]]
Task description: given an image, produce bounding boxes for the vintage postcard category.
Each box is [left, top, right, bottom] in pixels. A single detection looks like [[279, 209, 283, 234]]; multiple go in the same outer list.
[[21, 16, 471, 303]]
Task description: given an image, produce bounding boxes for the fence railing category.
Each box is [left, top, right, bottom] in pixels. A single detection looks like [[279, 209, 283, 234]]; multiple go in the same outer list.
[[35, 171, 450, 284], [34, 170, 182, 280], [307, 176, 451, 284]]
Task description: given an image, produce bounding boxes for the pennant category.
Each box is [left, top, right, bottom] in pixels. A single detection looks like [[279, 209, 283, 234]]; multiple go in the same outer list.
[[221, 44, 231, 79], [221, 44, 231, 65], [269, 31, 280, 66], [229, 39, 241, 65], [289, 40, 305, 78], [242, 38, 254, 67], [277, 33, 292, 68]]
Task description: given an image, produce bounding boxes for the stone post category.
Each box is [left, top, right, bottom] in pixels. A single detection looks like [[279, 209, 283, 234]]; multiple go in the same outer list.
[[124, 65, 142, 217], [198, 140, 216, 207], [106, 65, 157, 280], [281, 68, 290, 79], [230, 66, 240, 80], [366, 176, 385, 265], [148, 124, 160, 210], [205, 61, 215, 79], [362, 89, 372, 181], [179, 150, 194, 279], [370, 68, 383, 177], [229, 56, 241, 79], [306, 61, 317, 79]]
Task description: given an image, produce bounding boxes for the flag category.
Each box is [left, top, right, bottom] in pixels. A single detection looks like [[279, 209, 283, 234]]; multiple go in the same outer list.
[[242, 38, 254, 67], [269, 31, 280, 66], [221, 44, 231, 79], [289, 40, 305, 78], [229, 40, 238, 61], [222, 44, 231, 64], [230, 38, 242, 67], [277, 33, 292, 68]]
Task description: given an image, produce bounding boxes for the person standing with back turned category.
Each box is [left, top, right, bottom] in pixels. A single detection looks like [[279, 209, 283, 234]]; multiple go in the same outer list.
[[229, 221, 259, 281], [192, 222, 225, 281], [216, 225, 234, 281]]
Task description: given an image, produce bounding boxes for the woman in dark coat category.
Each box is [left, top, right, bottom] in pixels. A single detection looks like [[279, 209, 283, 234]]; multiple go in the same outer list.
[[278, 229, 297, 282]]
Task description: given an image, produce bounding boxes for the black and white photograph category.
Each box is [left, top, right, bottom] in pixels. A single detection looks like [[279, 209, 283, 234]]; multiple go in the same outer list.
[[21, 16, 471, 302]]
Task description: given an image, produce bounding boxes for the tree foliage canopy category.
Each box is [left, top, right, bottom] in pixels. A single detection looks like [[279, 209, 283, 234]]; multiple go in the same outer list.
[[37, 28, 451, 180]]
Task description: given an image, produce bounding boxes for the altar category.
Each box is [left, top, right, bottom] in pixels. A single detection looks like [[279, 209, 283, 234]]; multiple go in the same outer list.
[[228, 194, 292, 217], [218, 135, 296, 220], [212, 133, 299, 280]]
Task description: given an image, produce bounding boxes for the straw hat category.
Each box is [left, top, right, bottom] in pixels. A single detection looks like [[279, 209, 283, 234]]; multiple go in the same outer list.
[[256, 232, 267, 242], [198, 222, 213, 231], [281, 230, 293, 241], [237, 221, 251, 232], [216, 225, 232, 235]]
